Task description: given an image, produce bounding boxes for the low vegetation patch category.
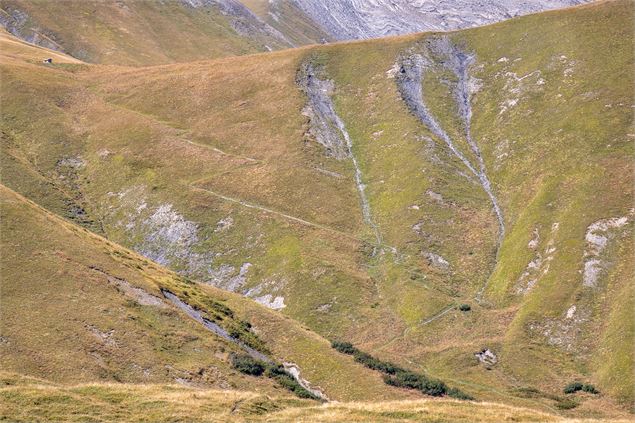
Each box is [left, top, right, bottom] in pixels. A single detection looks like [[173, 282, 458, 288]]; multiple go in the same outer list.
[[331, 341, 473, 400], [513, 386, 581, 410], [564, 382, 599, 395], [231, 354, 265, 376], [230, 354, 321, 400]]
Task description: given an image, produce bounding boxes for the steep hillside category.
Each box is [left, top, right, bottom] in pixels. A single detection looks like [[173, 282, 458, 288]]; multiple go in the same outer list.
[[0, 184, 420, 402], [258, 0, 592, 40], [0, 0, 632, 420], [0, 0, 593, 66], [0, 0, 302, 65]]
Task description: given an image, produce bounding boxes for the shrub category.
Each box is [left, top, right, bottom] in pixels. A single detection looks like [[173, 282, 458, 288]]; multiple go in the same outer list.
[[582, 384, 599, 394], [264, 364, 321, 400], [564, 382, 598, 395], [232, 356, 321, 400], [352, 351, 403, 375], [459, 304, 471, 312], [384, 371, 449, 397], [564, 382, 584, 394], [447, 387, 474, 400], [331, 340, 357, 355], [230, 354, 265, 376], [332, 341, 472, 400]]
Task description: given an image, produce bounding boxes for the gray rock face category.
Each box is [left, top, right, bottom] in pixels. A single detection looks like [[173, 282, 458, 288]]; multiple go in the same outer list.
[[395, 38, 504, 247], [182, 0, 295, 48], [291, 0, 591, 40], [0, 6, 64, 52], [297, 63, 350, 160], [297, 62, 382, 246]]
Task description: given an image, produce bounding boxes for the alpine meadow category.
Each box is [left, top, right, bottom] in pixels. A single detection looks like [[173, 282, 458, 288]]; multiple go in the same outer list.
[[0, 0, 633, 421]]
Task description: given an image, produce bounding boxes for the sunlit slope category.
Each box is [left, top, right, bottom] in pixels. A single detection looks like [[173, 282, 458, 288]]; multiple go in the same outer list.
[[0, 0, 632, 418], [0, 0, 297, 65], [0, 184, 416, 402], [5, 374, 628, 423]]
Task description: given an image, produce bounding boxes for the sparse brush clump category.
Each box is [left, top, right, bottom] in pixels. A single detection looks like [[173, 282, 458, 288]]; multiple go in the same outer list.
[[459, 304, 471, 311], [555, 398, 579, 409], [230, 354, 321, 400], [564, 382, 599, 395], [331, 341, 356, 354], [330, 341, 473, 400], [231, 354, 265, 376]]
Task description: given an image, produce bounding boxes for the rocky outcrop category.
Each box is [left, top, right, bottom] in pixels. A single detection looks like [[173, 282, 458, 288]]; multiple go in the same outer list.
[[475, 348, 498, 366], [0, 6, 64, 52], [395, 38, 504, 247], [291, 0, 590, 40], [163, 290, 271, 362], [582, 215, 629, 287], [182, 0, 294, 49], [297, 62, 382, 246]]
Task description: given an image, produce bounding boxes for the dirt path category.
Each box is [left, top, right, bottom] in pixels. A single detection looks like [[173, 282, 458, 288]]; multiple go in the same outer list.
[[190, 184, 362, 243]]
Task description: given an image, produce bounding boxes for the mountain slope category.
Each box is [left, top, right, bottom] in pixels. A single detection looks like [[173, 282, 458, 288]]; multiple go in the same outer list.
[[277, 0, 592, 40], [0, 0, 301, 65], [0, 0, 594, 66], [0, 0, 632, 420], [0, 184, 419, 402]]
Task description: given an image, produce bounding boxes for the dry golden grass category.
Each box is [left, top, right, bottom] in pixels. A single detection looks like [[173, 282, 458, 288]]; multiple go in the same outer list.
[[1, 374, 630, 423]]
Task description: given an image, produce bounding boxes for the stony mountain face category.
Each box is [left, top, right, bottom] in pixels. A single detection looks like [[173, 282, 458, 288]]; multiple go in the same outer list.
[[290, 0, 592, 40], [0, 0, 592, 65]]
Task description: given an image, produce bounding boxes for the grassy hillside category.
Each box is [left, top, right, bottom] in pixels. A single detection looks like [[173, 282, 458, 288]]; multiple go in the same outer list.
[[0, 0, 300, 65], [0, 184, 422, 402], [0, 0, 632, 420], [4, 374, 630, 423]]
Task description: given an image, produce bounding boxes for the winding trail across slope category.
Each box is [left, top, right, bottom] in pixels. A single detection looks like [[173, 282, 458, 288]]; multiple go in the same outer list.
[[190, 183, 397, 254], [190, 184, 359, 242]]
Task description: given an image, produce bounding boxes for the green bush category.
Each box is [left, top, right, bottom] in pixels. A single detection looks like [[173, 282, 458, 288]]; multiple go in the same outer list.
[[383, 371, 449, 397], [582, 384, 599, 394], [447, 387, 474, 400], [331, 341, 472, 400], [230, 354, 265, 376], [231, 355, 321, 400], [352, 351, 403, 375], [564, 382, 599, 395], [265, 364, 321, 400], [564, 382, 583, 394], [459, 304, 471, 312], [331, 340, 357, 354]]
